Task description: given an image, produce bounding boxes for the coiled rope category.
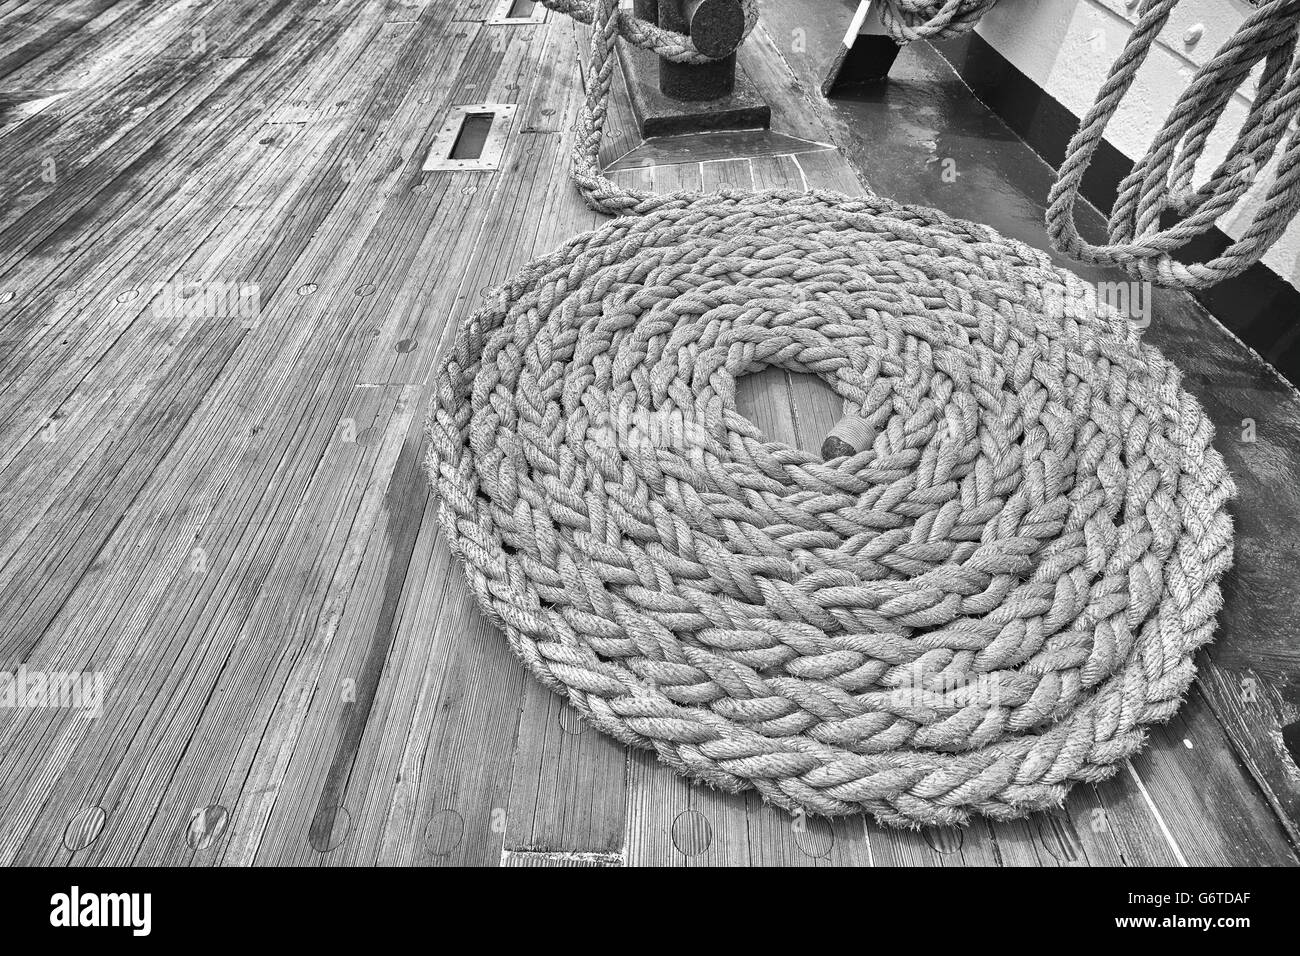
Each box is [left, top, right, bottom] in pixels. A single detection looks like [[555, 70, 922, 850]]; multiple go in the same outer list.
[[877, 0, 1001, 43], [427, 0, 1235, 826], [1048, 0, 1300, 289]]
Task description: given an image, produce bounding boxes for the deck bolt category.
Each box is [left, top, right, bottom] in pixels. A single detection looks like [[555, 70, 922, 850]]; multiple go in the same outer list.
[[424, 808, 465, 856], [63, 806, 107, 852], [670, 809, 712, 856], [187, 805, 229, 850], [922, 825, 964, 854], [307, 803, 351, 853]]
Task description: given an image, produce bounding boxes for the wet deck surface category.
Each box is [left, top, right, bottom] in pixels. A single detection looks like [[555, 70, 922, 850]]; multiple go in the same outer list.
[[0, 0, 1296, 865]]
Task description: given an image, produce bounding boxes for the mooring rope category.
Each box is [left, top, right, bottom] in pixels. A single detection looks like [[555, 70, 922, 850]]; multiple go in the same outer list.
[[427, 0, 1235, 825], [1048, 0, 1300, 289], [538, 0, 759, 64], [877, 0, 1001, 43]]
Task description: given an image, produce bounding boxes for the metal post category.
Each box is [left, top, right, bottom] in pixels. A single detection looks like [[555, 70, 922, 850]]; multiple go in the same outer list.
[[657, 0, 744, 101], [617, 0, 770, 137]]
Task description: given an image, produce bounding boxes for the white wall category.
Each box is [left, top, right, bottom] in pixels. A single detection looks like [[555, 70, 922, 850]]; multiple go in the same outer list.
[[974, 0, 1300, 289]]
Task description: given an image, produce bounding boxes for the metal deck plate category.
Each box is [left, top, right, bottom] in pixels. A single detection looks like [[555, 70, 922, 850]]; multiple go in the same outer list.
[[488, 0, 547, 26], [423, 103, 517, 172]]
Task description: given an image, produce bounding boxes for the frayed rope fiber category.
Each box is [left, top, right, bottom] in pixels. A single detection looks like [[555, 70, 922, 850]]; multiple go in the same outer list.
[[426, 0, 1236, 827]]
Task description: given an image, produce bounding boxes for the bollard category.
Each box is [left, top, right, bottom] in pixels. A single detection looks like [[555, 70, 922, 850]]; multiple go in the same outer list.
[[657, 0, 745, 100], [618, 0, 770, 137]]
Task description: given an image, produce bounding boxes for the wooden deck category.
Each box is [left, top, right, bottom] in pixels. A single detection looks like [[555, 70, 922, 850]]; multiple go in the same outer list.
[[0, 0, 1297, 866]]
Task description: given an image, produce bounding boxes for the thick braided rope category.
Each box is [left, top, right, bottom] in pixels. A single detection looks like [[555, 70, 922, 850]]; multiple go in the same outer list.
[[877, 0, 1001, 43], [427, 0, 1235, 826], [1047, 0, 1300, 289], [538, 0, 759, 64]]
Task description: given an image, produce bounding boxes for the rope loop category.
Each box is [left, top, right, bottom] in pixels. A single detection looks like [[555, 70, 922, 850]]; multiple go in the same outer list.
[[1047, 0, 1300, 289], [538, 0, 759, 65], [877, 0, 1001, 43]]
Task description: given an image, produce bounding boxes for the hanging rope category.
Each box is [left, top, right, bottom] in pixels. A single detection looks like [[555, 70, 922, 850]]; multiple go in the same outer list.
[[427, 0, 1235, 826], [1048, 0, 1300, 289], [876, 0, 1001, 43]]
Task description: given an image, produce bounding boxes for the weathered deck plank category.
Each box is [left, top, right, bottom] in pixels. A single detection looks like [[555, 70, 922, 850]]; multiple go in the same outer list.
[[0, 0, 1295, 868]]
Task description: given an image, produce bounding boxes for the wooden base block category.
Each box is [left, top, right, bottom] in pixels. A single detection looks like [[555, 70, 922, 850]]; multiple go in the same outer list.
[[617, 38, 770, 138]]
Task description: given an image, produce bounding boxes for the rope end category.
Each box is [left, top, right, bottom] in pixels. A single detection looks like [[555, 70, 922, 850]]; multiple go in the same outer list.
[[820, 416, 875, 460]]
